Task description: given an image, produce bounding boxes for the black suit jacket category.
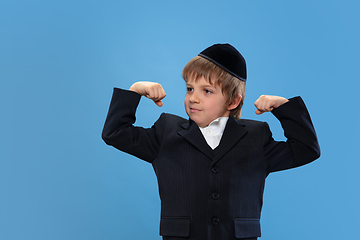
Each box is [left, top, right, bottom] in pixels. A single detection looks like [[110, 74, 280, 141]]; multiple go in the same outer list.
[[102, 88, 320, 240]]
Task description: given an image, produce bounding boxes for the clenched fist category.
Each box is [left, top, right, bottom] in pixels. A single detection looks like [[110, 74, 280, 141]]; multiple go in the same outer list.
[[129, 81, 167, 107], [254, 95, 289, 115]]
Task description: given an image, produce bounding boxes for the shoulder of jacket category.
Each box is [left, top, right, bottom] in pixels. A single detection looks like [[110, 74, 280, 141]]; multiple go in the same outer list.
[[161, 113, 187, 121], [238, 118, 266, 126], [158, 113, 189, 125]]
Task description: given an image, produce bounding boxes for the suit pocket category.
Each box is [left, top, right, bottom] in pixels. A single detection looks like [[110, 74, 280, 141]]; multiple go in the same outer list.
[[160, 217, 190, 237], [234, 218, 261, 239]]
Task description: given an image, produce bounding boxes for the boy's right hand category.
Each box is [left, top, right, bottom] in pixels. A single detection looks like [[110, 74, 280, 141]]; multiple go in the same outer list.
[[129, 81, 166, 107]]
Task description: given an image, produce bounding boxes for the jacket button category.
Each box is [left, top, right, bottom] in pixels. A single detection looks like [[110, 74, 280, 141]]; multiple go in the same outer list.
[[212, 192, 219, 199], [211, 167, 219, 174], [212, 218, 220, 225]]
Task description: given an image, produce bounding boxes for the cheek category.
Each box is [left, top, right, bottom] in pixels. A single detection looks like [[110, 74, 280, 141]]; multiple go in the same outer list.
[[205, 99, 216, 109], [210, 99, 225, 112], [184, 96, 189, 109]]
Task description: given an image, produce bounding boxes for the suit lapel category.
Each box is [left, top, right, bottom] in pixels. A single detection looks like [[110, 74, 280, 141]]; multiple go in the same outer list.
[[178, 120, 214, 160], [212, 118, 248, 166], [178, 118, 247, 163]]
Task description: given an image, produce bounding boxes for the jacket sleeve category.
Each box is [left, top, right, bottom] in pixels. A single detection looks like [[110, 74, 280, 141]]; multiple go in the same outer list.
[[101, 88, 164, 163], [265, 96, 320, 173]]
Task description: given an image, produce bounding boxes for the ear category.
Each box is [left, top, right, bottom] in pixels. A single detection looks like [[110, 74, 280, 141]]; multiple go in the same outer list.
[[227, 94, 242, 111]]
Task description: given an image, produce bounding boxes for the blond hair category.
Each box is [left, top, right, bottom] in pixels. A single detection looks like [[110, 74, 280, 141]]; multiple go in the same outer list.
[[182, 56, 246, 119]]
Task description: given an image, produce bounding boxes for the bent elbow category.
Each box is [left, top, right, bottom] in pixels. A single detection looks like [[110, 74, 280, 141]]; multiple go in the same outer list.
[[310, 138, 321, 161], [293, 142, 321, 168], [307, 144, 321, 165], [304, 143, 321, 164], [315, 147, 321, 159], [101, 130, 113, 146]]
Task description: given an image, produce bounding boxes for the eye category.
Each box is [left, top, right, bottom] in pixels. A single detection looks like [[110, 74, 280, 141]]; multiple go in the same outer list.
[[187, 87, 193, 92], [204, 89, 212, 94]]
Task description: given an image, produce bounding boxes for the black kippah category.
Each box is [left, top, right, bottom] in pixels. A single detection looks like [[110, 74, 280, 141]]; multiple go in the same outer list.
[[198, 43, 247, 82]]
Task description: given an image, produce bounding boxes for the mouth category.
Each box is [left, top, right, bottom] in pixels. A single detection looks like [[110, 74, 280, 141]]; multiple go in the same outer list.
[[190, 107, 201, 113]]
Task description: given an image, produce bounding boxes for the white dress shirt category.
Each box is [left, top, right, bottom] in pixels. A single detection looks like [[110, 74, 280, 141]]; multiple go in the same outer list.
[[199, 117, 229, 150]]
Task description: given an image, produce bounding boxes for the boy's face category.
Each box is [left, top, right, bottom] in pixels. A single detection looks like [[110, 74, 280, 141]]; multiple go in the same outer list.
[[184, 76, 230, 127]]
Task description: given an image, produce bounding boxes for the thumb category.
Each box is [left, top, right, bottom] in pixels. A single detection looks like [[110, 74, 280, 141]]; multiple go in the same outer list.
[[255, 109, 264, 115], [154, 100, 163, 107]]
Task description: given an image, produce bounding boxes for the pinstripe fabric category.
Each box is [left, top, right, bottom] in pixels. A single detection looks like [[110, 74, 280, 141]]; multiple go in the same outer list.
[[102, 88, 320, 240]]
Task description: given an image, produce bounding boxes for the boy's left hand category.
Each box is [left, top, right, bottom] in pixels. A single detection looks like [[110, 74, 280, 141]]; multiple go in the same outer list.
[[254, 95, 289, 115]]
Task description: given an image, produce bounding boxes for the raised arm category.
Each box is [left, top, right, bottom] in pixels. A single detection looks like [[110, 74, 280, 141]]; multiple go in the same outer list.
[[256, 96, 321, 173], [102, 85, 166, 163]]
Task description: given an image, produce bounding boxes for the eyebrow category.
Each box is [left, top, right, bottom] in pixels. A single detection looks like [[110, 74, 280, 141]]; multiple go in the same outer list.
[[186, 83, 215, 88]]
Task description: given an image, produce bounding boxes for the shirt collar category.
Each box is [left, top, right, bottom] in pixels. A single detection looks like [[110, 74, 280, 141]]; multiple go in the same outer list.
[[199, 117, 229, 136]]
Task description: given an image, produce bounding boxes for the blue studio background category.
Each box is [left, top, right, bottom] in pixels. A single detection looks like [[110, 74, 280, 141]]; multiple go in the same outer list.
[[1, 1, 359, 239]]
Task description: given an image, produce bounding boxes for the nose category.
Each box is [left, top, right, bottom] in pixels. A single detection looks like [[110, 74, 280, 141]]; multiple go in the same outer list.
[[189, 91, 200, 103]]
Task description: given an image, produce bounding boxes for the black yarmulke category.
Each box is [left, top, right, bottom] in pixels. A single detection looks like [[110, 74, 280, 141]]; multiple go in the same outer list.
[[198, 43, 247, 82]]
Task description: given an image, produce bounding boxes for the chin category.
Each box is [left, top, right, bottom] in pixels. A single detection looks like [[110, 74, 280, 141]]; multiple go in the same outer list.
[[195, 121, 208, 128]]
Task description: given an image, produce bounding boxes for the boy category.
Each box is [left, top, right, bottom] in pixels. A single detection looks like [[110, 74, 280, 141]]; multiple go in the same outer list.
[[102, 43, 320, 240]]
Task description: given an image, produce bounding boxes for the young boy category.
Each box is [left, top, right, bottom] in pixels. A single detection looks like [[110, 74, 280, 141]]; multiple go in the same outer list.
[[102, 43, 320, 240]]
